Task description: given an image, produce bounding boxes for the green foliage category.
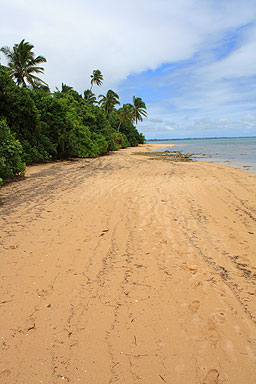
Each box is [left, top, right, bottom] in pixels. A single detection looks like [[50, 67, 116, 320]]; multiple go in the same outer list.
[[91, 133, 108, 155], [0, 39, 47, 88], [84, 89, 97, 104], [0, 55, 147, 181], [112, 131, 129, 149], [0, 119, 25, 178], [139, 133, 145, 144], [108, 109, 142, 147], [132, 96, 147, 124], [0, 67, 53, 163], [90, 69, 103, 89], [98, 89, 120, 115]]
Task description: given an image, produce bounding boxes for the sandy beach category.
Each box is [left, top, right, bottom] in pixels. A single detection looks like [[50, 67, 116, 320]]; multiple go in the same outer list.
[[1, 143, 256, 384]]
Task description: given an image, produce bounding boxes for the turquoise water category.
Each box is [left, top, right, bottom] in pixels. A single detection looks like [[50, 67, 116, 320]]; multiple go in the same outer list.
[[147, 137, 256, 173]]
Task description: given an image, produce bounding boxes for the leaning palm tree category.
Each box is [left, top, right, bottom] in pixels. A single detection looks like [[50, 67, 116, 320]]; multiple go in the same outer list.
[[132, 96, 147, 125], [98, 89, 120, 115], [86, 69, 103, 102], [90, 69, 103, 91], [0, 39, 47, 88], [84, 89, 97, 104]]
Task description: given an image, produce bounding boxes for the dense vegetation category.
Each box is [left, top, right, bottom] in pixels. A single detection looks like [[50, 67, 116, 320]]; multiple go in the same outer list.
[[0, 40, 147, 182]]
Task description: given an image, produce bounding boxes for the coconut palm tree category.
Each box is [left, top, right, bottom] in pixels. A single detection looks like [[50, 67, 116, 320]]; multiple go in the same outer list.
[[84, 89, 97, 104], [85, 69, 103, 102], [90, 69, 103, 91], [117, 103, 134, 131], [132, 96, 147, 125], [61, 83, 73, 93], [0, 39, 47, 88], [98, 90, 120, 115]]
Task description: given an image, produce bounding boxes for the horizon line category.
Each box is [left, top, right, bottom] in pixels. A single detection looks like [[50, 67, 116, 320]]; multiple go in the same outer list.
[[146, 136, 256, 141]]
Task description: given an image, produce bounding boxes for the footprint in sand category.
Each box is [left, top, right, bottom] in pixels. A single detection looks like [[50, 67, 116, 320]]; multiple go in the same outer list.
[[0, 369, 11, 378], [189, 300, 200, 313], [202, 369, 219, 384], [207, 320, 221, 347], [218, 288, 226, 298]]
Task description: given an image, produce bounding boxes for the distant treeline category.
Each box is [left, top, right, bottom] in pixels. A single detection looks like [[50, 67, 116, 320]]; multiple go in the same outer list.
[[0, 40, 147, 183]]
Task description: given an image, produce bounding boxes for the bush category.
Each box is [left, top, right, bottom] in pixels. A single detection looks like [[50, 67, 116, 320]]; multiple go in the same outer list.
[[91, 132, 108, 155], [112, 131, 129, 149], [0, 65, 145, 170], [0, 119, 26, 179], [138, 132, 145, 144]]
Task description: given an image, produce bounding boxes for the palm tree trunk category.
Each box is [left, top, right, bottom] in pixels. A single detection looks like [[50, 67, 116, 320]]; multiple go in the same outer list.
[[86, 85, 93, 102]]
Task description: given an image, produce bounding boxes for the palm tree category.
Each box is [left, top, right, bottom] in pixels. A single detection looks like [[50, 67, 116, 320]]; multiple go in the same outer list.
[[84, 89, 97, 104], [117, 104, 134, 131], [85, 69, 103, 102], [0, 39, 47, 88], [90, 69, 103, 91], [98, 90, 120, 115], [61, 83, 73, 93], [132, 96, 147, 125]]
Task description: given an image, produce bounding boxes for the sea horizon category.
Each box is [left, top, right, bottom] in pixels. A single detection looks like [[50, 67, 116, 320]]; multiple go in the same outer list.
[[146, 137, 256, 173], [147, 135, 256, 141]]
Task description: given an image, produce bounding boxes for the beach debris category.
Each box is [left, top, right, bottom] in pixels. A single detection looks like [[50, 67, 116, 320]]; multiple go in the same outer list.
[[159, 374, 167, 383], [132, 150, 194, 162], [27, 323, 35, 332], [100, 229, 109, 236], [189, 267, 197, 271], [0, 300, 12, 304]]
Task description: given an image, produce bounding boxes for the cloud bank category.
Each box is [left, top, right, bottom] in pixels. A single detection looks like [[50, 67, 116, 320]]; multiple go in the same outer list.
[[1, 0, 256, 138]]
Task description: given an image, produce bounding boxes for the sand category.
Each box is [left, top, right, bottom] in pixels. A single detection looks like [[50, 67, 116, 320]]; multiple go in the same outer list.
[[0, 143, 256, 384]]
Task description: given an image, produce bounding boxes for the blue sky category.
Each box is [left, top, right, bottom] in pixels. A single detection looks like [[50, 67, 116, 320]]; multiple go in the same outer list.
[[1, 0, 256, 139]]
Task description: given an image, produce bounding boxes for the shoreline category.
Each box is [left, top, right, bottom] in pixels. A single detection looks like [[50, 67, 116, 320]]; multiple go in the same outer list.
[[146, 140, 256, 174], [1, 144, 256, 383]]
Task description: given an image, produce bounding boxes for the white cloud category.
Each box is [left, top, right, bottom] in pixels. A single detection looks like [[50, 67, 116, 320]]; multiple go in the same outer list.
[[199, 25, 256, 80], [1, 0, 256, 138], [1, 0, 256, 91]]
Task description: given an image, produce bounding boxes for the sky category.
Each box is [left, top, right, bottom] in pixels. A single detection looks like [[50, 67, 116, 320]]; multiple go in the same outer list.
[[1, 0, 256, 139]]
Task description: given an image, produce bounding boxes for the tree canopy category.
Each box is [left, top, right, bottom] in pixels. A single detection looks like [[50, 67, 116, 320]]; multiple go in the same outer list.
[[0, 40, 147, 181], [90, 69, 103, 90], [99, 89, 120, 115], [0, 39, 47, 88], [84, 89, 97, 104]]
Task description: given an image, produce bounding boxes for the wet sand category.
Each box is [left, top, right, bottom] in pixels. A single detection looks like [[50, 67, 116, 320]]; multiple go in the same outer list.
[[1, 144, 256, 383]]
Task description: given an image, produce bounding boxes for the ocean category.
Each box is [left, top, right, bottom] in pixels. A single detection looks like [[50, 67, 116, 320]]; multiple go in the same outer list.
[[147, 137, 256, 173]]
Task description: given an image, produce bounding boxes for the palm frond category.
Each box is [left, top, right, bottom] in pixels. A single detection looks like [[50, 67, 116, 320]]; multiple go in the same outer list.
[[0, 39, 47, 88]]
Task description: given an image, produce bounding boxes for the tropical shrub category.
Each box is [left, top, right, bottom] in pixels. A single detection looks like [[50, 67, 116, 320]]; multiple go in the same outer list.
[[0, 119, 25, 178], [0, 50, 147, 181]]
